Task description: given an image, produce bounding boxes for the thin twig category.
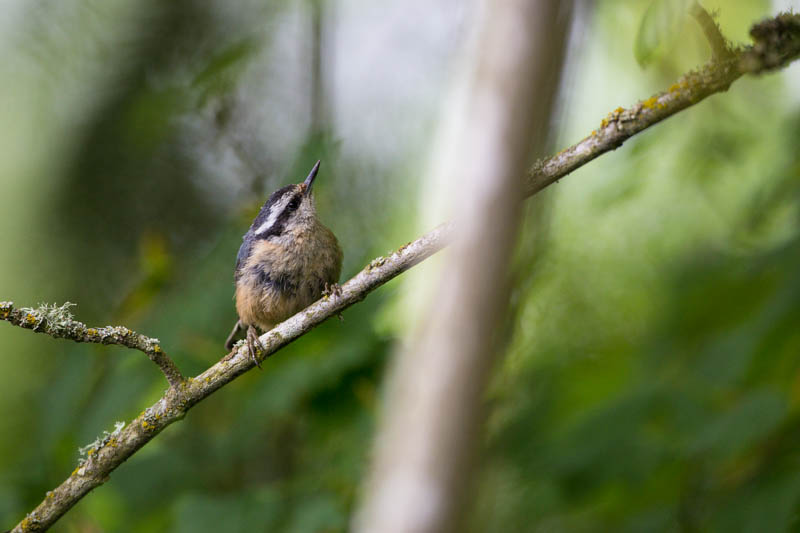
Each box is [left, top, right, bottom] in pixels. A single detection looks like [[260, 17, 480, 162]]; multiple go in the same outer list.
[[0, 302, 184, 388], [8, 11, 800, 533], [690, 2, 734, 61]]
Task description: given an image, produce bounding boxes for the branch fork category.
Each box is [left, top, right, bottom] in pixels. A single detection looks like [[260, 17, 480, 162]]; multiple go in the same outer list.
[[0, 301, 184, 388]]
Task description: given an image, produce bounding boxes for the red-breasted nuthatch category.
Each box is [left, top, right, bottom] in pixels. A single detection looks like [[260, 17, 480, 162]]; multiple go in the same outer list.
[[225, 160, 343, 365]]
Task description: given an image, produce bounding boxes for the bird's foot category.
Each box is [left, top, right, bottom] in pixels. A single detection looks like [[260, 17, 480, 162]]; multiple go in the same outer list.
[[246, 325, 265, 369], [323, 282, 343, 299]]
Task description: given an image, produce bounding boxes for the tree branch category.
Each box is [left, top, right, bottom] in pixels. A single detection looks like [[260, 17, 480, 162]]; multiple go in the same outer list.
[[8, 10, 800, 533], [526, 11, 800, 196], [0, 302, 183, 388], [7, 224, 450, 533], [741, 12, 800, 74]]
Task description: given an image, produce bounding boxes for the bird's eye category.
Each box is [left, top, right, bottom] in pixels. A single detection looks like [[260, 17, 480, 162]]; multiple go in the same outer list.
[[287, 197, 300, 211]]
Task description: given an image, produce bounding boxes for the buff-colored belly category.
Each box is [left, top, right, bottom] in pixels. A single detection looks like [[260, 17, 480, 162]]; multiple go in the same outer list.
[[235, 281, 304, 331], [234, 227, 342, 331]]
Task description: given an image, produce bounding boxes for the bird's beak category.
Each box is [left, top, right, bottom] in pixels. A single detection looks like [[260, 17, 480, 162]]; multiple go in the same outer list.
[[302, 160, 321, 194]]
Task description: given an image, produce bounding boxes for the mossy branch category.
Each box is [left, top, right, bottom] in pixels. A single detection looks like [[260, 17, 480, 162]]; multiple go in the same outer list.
[[7, 10, 800, 533], [0, 301, 183, 388]]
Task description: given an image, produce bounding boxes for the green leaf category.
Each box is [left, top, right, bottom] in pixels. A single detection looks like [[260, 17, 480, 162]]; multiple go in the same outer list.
[[634, 0, 693, 67], [686, 389, 786, 459]]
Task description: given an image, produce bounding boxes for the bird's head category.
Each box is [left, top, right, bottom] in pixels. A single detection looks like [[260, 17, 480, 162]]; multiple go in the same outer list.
[[248, 160, 322, 240]]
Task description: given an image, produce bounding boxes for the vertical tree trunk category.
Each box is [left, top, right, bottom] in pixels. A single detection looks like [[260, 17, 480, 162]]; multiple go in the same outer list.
[[354, 1, 573, 532]]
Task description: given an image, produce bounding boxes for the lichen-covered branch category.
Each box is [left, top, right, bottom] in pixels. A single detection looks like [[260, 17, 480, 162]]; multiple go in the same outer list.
[[0, 302, 184, 388], [9, 10, 800, 533], [8, 224, 450, 533], [526, 11, 800, 196]]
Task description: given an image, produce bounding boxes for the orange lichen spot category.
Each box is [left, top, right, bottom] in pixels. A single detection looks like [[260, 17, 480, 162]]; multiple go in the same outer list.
[[613, 107, 624, 114]]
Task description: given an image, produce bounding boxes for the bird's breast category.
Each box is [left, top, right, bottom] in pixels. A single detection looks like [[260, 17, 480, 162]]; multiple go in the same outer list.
[[234, 226, 342, 330]]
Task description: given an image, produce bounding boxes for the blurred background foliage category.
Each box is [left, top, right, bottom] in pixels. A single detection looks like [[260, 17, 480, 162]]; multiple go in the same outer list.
[[0, 0, 799, 531]]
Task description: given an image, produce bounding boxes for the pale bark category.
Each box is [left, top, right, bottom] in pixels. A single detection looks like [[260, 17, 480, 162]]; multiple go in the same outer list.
[[353, 2, 571, 532]]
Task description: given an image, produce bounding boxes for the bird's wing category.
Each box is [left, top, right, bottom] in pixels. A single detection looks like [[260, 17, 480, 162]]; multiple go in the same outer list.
[[234, 234, 253, 280]]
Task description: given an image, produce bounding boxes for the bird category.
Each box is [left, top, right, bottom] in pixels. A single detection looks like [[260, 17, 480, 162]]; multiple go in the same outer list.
[[225, 160, 343, 366]]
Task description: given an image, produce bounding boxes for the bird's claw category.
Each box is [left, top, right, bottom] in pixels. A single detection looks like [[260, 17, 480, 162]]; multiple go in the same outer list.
[[323, 282, 342, 298], [246, 326, 264, 369]]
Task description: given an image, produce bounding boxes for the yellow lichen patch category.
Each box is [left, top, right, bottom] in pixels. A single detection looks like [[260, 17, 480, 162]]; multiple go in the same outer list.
[[141, 420, 156, 431], [152, 344, 163, 354], [613, 107, 624, 114], [642, 96, 659, 109], [668, 80, 689, 93], [600, 118, 609, 128], [107, 437, 118, 448], [87, 448, 96, 456], [87, 328, 97, 336], [25, 313, 37, 326]]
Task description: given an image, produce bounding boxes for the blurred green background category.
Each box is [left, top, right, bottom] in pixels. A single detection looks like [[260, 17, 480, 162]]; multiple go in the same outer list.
[[1, 0, 799, 531]]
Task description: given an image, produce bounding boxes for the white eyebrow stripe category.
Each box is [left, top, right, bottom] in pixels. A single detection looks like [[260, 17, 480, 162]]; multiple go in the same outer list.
[[254, 195, 290, 235]]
